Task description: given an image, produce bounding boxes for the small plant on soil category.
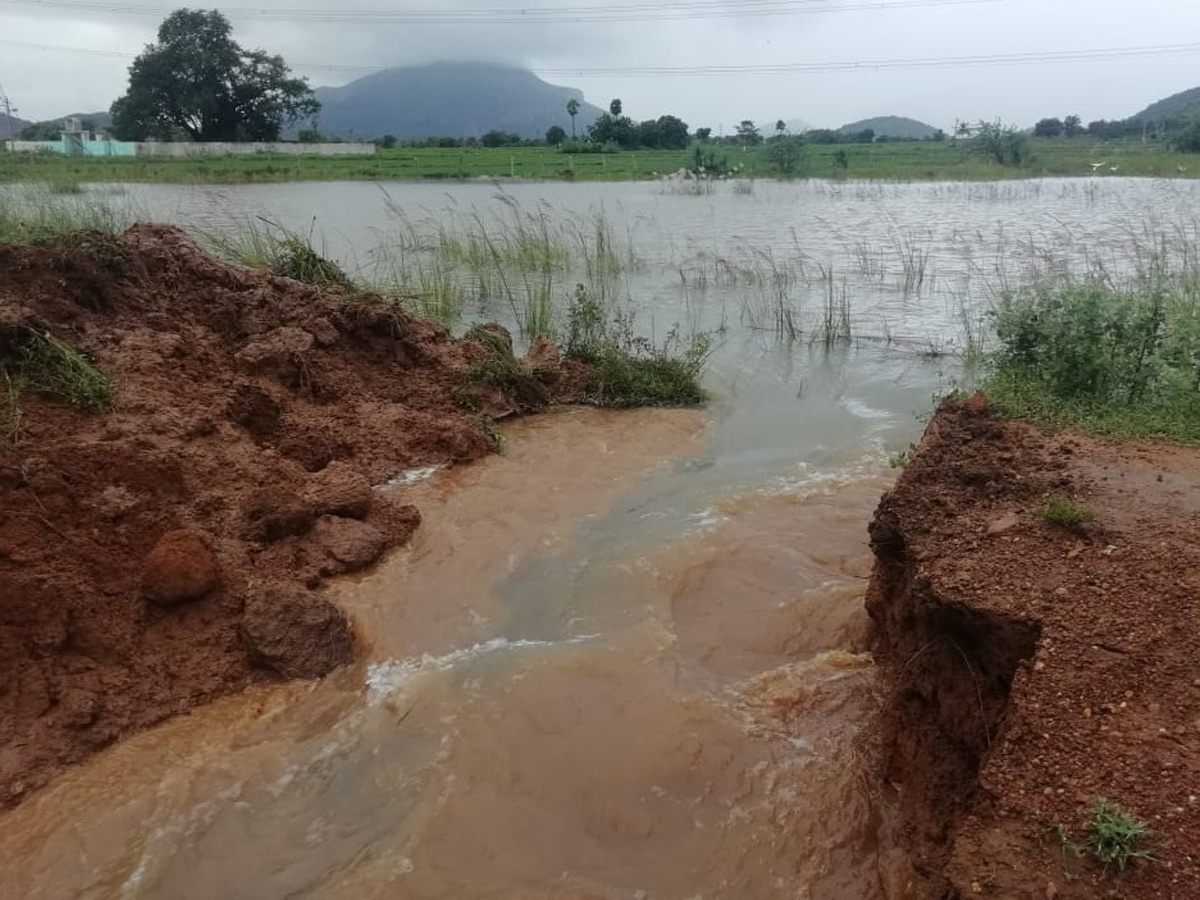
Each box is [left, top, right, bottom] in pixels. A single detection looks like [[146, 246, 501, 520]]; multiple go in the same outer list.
[[1084, 797, 1154, 871], [888, 443, 917, 469], [1037, 494, 1095, 527]]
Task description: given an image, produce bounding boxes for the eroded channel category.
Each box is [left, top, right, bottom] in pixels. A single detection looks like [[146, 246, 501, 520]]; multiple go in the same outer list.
[[1, 407, 900, 898]]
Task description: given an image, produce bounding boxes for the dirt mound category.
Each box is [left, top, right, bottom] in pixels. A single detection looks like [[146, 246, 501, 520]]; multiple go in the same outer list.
[[866, 397, 1200, 898], [0, 225, 582, 807]]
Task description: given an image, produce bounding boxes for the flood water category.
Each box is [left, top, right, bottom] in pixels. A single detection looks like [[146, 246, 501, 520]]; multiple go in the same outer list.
[[3, 177, 1197, 897]]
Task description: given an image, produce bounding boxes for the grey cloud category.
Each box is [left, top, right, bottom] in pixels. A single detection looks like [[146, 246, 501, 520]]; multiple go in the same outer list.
[[1, 0, 1197, 130]]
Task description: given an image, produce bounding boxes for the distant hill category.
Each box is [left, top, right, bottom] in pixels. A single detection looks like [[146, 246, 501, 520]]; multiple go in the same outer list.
[[839, 116, 937, 139], [1131, 87, 1200, 124], [311, 62, 605, 140], [1, 111, 31, 139]]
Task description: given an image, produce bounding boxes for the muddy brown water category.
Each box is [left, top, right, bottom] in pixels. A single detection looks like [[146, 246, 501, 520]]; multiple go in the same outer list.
[[0, 408, 898, 898]]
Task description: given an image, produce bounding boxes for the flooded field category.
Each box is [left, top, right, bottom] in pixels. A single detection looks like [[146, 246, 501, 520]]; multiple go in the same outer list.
[[3, 177, 1196, 897]]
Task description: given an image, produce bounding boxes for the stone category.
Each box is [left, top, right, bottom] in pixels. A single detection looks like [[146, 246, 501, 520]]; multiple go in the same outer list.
[[240, 589, 354, 679], [986, 511, 1020, 535], [141, 529, 220, 606]]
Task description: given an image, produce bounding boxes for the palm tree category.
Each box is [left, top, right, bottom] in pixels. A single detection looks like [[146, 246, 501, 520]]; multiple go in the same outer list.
[[566, 98, 580, 138], [609, 98, 622, 117]]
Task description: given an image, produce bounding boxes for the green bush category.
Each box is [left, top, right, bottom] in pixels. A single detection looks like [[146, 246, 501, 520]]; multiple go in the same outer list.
[[984, 270, 1200, 442], [1037, 494, 1094, 527]]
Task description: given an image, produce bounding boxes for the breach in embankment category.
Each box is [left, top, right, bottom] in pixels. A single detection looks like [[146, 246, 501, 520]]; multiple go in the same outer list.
[[866, 396, 1199, 899]]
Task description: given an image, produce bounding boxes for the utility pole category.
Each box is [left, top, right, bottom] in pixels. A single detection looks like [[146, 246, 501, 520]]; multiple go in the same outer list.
[[0, 75, 18, 142]]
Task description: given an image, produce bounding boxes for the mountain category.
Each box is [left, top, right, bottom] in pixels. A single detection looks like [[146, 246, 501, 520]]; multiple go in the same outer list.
[[1, 111, 31, 139], [311, 62, 605, 140], [839, 115, 937, 139], [1130, 87, 1200, 124]]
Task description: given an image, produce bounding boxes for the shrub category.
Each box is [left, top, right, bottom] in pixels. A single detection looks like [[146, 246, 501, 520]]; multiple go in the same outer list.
[[984, 270, 1200, 442]]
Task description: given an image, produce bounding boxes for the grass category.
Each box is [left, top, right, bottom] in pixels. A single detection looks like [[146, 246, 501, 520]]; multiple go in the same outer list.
[[1050, 798, 1155, 873], [564, 283, 710, 407], [0, 328, 114, 437], [204, 218, 358, 290], [0, 185, 134, 244], [1037, 494, 1095, 527], [4, 137, 1200, 185], [982, 248, 1200, 443], [1084, 797, 1154, 871]]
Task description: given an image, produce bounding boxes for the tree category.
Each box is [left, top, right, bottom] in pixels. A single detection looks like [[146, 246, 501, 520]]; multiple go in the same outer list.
[[1063, 114, 1084, 137], [110, 9, 318, 141], [1034, 117, 1064, 138], [653, 115, 689, 149], [765, 135, 806, 175], [18, 121, 63, 141], [609, 98, 622, 117], [566, 98, 580, 138], [481, 129, 520, 148], [735, 120, 762, 146], [695, 127, 712, 142], [545, 124, 566, 146], [969, 119, 1031, 165], [379, 134, 397, 149], [775, 119, 787, 136]]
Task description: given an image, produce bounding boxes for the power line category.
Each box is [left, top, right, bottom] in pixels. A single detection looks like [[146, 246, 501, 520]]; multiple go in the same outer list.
[[1, 36, 1198, 76], [2, 0, 1033, 24]]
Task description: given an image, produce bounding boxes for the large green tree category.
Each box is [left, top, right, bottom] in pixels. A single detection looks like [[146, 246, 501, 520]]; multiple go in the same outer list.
[[111, 9, 318, 141]]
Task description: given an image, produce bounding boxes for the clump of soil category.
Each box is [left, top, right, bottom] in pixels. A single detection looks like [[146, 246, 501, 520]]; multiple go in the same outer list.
[[0, 225, 584, 807], [866, 396, 1200, 898]]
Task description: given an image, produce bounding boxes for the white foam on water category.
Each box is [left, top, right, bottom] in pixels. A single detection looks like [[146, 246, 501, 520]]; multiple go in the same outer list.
[[379, 465, 443, 489], [762, 446, 891, 498], [365, 634, 602, 704]]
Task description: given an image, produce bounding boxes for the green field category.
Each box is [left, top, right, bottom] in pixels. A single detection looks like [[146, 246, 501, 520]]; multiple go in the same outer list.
[[1, 137, 1196, 184]]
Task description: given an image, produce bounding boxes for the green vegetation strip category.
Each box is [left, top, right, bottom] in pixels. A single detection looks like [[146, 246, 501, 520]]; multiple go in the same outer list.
[[4, 137, 1200, 185]]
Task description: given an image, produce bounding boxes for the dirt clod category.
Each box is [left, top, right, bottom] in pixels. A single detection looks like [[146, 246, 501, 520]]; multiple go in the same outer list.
[[310, 516, 390, 576], [240, 589, 355, 679], [141, 529, 220, 606]]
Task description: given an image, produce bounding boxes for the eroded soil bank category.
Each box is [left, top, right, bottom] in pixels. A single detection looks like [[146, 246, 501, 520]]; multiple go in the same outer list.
[[867, 398, 1200, 898], [0, 225, 582, 806]]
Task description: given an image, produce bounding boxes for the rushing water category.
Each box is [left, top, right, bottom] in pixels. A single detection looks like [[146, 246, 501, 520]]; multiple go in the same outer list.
[[4, 177, 1198, 897]]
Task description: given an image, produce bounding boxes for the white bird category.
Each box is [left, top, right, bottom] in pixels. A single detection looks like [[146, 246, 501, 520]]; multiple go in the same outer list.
[[1089, 162, 1105, 172], [1178, 165, 1188, 174], [1109, 165, 1119, 173]]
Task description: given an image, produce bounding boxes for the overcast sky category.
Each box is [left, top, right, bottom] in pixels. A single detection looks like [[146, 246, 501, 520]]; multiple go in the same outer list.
[[1, 0, 1198, 131]]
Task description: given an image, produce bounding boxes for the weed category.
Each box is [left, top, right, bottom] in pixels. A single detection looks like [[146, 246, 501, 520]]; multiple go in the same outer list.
[[1037, 494, 1095, 527], [1084, 797, 1154, 871]]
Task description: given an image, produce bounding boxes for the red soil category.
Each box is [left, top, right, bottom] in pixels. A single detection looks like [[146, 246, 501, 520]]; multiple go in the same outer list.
[[0, 225, 581, 807], [867, 397, 1200, 899]]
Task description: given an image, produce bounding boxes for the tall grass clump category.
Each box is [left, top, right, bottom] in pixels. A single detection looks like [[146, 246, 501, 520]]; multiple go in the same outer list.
[[205, 217, 357, 290], [1, 328, 114, 438], [0, 186, 133, 244], [563, 284, 710, 407], [984, 262, 1200, 442]]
